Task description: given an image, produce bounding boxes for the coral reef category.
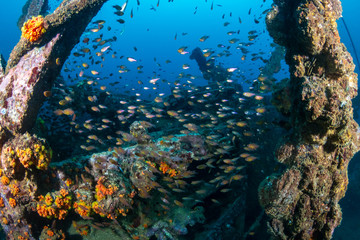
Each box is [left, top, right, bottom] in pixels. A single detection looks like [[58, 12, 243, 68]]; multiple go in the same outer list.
[[0, 0, 110, 238], [0, 116, 230, 239], [39, 226, 65, 240], [46, 126, 212, 239], [0, 133, 51, 240], [259, 0, 360, 239], [1, 132, 51, 177]]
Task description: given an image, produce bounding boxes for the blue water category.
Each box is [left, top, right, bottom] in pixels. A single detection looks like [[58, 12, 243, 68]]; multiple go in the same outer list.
[[60, 0, 275, 97], [1, 0, 358, 105], [1, 0, 358, 92], [1, 0, 359, 73]]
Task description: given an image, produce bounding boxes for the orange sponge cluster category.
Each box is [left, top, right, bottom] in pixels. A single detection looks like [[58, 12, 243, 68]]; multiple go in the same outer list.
[[21, 15, 46, 42]]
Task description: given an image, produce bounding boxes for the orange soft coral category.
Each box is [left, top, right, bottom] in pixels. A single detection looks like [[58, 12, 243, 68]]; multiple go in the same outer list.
[[95, 177, 118, 201], [159, 162, 178, 177], [73, 201, 91, 217], [21, 15, 46, 42], [9, 198, 16, 208], [1, 176, 10, 185], [37, 204, 56, 218]]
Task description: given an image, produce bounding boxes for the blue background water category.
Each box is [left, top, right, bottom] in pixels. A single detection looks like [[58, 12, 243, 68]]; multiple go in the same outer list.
[[1, 0, 359, 73], [1, 0, 359, 100]]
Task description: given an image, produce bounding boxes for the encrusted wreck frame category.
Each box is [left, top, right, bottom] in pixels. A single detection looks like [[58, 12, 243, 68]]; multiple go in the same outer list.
[[259, 0, 359, 239], [0, 0, 108, 239]]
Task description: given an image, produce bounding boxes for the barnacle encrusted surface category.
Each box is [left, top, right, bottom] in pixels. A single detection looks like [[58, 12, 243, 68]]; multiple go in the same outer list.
[[259, 0, 360, 239]]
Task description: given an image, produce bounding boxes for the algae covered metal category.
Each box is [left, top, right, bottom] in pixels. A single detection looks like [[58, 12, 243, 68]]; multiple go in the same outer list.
[[259, 0, 360, 239]]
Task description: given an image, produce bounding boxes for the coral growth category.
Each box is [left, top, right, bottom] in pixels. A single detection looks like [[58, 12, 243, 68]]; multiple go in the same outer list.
[[39, 226, 65, 240], [21, 15, 46, 42], [259, 0, 360, 239], [0, 125, 221, 240], [1, 132, 52, 178], [37, 189, 72, 220]]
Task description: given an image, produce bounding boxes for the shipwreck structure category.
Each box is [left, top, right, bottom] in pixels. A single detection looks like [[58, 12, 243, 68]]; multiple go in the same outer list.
[[259, 0, 359, 239], [0, 0, 109, 239], [0, 0, 358, 239]]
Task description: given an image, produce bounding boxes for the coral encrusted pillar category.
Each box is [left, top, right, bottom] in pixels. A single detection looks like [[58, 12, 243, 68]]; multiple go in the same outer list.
[[258, 0, 360, 239]]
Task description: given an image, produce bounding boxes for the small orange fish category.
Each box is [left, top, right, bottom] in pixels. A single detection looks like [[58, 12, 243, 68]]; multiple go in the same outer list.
[[90, 28, 99, 33], [247, 143, 259, 151], [59, 100, 68, 106], [167, 110, 178, 117], [91, 106, 100, 112], [243, 92, 255, 97], [199, 35, 209, 42], [236, 122, 247, 127], [63, 108, 75, 116], [245, 156, 257, 162], [54, 109, 63, 116], [101, 45, 111, 52], [174, 200, 184, 207], [231, 174, 244, 181], [43, 91, 52, 97], [256, 107, 266, 114]]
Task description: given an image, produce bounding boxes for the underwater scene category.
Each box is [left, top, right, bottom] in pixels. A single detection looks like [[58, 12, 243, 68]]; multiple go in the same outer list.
[[0, 0, 359, 239]]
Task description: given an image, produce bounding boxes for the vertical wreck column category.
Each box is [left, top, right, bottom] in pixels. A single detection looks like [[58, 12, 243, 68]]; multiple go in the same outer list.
[[259, 0, 359, 239], [0, 1, 108, 239]]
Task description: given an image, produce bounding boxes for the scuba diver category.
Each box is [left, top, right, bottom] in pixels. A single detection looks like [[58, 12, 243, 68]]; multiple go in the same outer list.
[[190, 47, 232, 85]]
